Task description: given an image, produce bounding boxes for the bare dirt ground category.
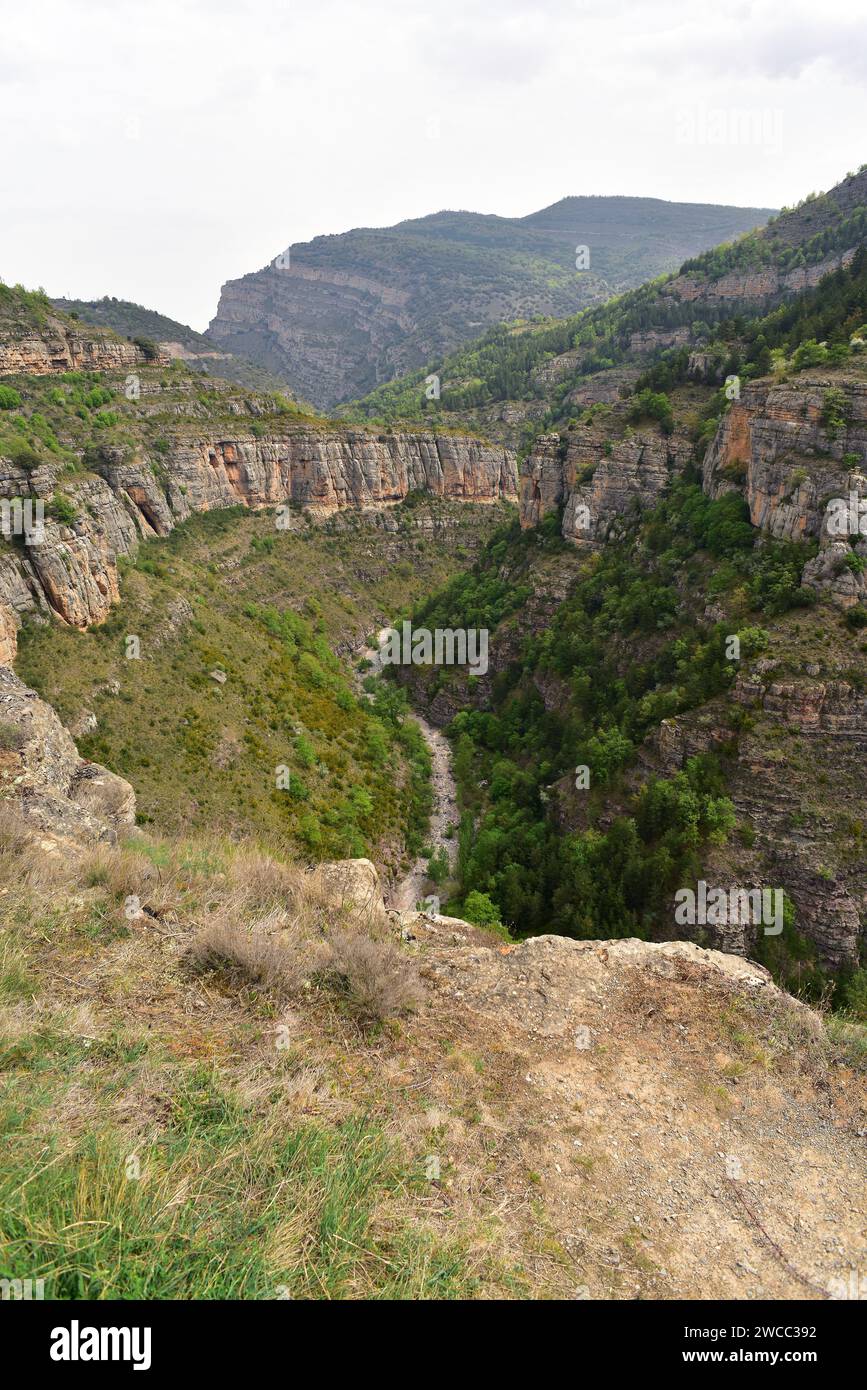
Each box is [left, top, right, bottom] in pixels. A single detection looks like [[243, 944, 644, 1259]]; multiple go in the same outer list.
[[406, 923, 867, 1299], [5, 824, 865, 1300]]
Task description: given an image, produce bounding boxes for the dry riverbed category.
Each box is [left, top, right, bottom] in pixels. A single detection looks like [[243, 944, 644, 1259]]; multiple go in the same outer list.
[[356, 629, 457, 912]]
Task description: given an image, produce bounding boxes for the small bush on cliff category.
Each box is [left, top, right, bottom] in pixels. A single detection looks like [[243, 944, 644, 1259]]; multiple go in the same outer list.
[[0, 386, 21, 410], [821, 387, 849, 439], [627, 389, 674, 435], [48, 492, 78, 526], [132, 335, 160, 362], [2, 437, 40, 470], [844, 606, 867, 630], [747, 541, 817, 615], [837, 967, 867, 1022], [322, 929, 420, 1026]]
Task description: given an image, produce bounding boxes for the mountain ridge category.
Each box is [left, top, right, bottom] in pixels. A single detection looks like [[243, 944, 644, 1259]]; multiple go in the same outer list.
[[208, 195, 776, 408]]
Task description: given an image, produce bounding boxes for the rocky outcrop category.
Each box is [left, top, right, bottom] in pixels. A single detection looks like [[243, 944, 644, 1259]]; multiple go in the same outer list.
[[641, 667, 867, 969], [628, 326, 690, 353], [663, 249, 856, 308], [704, 375, 867, 535], [0, 604, 16, 664], [0, 315, 152, 376], [0, 666, 136, 844], [520, 426, 691, 541], [414, 918, 866, 1300], [318, 858, 388, 926], [703, 372, 867, 608], [0, 428, 517, 641]]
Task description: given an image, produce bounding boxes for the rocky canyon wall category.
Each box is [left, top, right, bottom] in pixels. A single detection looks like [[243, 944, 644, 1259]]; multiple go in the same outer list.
[[0, 312, 155, 376], [520, 426, 692, 542], [703, 373, 867, 607], [0, 428, 517, 660]]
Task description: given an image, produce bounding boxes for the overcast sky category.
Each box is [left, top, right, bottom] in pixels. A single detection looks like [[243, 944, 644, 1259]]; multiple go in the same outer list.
[[2, 0, 865, 330]]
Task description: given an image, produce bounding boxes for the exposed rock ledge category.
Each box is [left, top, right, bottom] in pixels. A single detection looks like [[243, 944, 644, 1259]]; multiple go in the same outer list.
[[703, 373, 867, 608], [0, 428, 517, 659], [0, 666, 136, 845], [519, 427, 691, 541], [0, 317, 153, 376]]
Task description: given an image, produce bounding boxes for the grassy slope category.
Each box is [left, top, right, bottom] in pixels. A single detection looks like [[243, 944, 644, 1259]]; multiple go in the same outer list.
[[14, 497, 513, 872], [0, 830, 521, 1299]]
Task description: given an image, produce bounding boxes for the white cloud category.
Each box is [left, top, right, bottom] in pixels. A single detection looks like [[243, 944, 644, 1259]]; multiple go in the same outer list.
[[1, 0, 864, 329]]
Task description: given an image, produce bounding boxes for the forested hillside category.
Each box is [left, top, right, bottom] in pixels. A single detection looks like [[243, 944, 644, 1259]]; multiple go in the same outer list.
[[208, 196, 773, 408], [344, 168, 867, 452], [391, 232, 867, 1015]]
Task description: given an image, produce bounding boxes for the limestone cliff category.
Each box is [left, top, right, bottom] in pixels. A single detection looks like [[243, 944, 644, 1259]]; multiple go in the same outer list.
[[703, 372, 867, 606], [0, 666, 136, 845], [0, 310, 154, 376], [0, 427, 517, 656], [520, 424, 691, 542], [639, 667, 867, 971], [662, 249, 856, 308]]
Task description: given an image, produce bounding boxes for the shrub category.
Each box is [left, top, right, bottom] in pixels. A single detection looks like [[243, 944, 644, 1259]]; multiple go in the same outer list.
[[187, 919, 324, 997], [0, 386, 21, 410], [132, 336, 160, 362], [427, 847, 450, 884], [821, 387, 849, 438], [0, 722, 25, 751], [48, 492, 78, 526], [322, 930, 419, 1025], [3, 438, 40, 470], [627, 389, 674, 434], [461, 890, 503, 927]]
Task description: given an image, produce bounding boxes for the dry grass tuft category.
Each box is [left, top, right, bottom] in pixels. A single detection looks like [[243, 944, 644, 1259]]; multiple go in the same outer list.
[[323, 928, 420, 1025], [187, 916, 420, 1026], [186, 918, 326, 997], [0, 801, 30, 857]]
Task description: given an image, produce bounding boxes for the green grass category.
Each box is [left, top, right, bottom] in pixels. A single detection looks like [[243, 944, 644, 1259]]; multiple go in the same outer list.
[[0, 1065, 481, 1299]]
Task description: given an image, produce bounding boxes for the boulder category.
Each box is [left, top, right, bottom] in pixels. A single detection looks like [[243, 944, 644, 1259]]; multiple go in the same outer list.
[[0, 667, 135, 844]]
